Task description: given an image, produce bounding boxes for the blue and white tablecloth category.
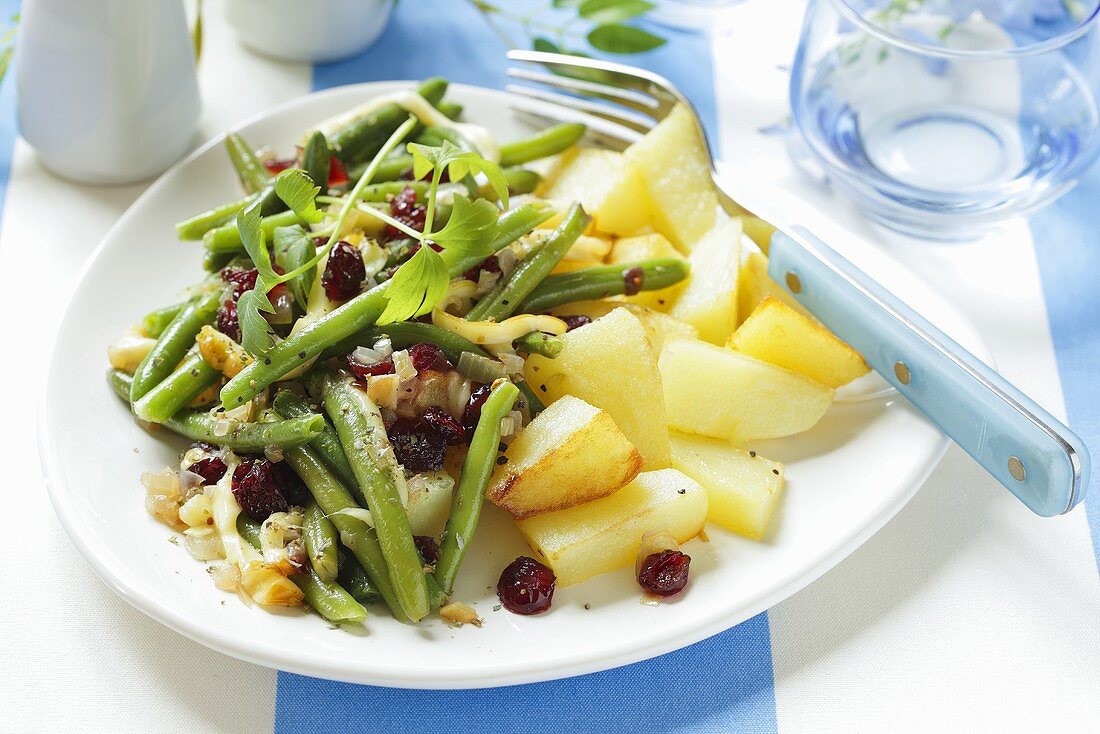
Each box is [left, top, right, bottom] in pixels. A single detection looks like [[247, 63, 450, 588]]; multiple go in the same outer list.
[[3, 1, 1096, 731]]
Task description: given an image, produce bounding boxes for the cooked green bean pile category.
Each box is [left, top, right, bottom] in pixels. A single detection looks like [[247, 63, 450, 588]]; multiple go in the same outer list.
[[107, 77, 690, 628]]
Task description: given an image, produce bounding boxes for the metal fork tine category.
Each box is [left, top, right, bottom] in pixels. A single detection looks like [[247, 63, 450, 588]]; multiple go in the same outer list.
[[505, 67, 661, 116], [504, 95, 640, 151], [507, 49, 684, 107], [506, 84, 656, 134]]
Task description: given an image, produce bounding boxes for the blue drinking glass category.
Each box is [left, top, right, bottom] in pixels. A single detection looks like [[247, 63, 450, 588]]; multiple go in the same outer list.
[[790, 0, 1100, 239]]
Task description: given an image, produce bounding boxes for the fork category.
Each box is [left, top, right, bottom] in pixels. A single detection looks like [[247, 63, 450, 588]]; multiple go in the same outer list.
[[504, 49, 1090, 517]]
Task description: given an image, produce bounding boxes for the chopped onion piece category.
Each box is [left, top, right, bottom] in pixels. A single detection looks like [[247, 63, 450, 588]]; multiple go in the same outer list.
[[457, 351, 507, 383], [393, 349, 417, 382], [329, 507, 375, 527], [474, 269, 501, 297], [268, 289, 295, 324]]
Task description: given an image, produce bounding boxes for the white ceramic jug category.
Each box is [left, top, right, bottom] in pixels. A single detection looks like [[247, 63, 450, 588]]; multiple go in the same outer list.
[[17, 0, 201, 184]]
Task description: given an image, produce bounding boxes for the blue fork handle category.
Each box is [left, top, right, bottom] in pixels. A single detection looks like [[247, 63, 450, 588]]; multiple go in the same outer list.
[[769, 227, 1089, 516]]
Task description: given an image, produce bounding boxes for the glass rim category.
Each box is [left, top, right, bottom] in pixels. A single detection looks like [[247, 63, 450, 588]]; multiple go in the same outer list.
[[829, 0, 1100, 59]]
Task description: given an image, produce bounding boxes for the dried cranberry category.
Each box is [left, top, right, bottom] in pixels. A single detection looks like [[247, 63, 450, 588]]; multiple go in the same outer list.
[[388, 417, 447, 472], [231, 458, 289, 521], [464, 255, 501, 283], [327, 156, 349, 187], [422, 407, 465, 445], [408, 343, 453, 373], [622, 266, 645, 296], [322, 240, 366, 302], [383, 186, 427, 241], [347, 354, 395, 382], [637, 550, 691, 596], [263, 156, 297, 175], [497, 556, 556, 615], [560, 314, 591, 331], [272, 462, 310, 506], [186, 456, 227, 485], [461, 383, 493, 435], [414, 535, 441, 566], [221, 266, 259, 301], [216, 299, 241, 342]]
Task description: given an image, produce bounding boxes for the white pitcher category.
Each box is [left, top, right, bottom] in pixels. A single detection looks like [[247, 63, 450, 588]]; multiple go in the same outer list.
[[17, 0, 201, 184]]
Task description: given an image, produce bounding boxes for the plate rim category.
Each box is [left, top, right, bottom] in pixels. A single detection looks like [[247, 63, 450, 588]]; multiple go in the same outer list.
[[40, 80, 981, 689]]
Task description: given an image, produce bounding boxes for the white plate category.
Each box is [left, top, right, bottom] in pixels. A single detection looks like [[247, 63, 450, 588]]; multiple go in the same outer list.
[[41, 82, 988, 689]]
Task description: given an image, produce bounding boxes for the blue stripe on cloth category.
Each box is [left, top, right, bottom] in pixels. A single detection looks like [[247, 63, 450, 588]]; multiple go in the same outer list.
[[274, 612, 777, 734], [311, 0, 720, 147], [1030, 164, 1100, 573], [277, 3, 776, 728]]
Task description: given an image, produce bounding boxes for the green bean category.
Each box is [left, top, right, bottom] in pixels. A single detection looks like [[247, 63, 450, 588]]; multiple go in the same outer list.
[[132, 351, 221, 423], [322, 321, 490, 363], [304, 503, 340, 583], [515, 379, 545, 419], [142, 301, 188, 338], [434, 380, 519, 594], [272, 390, 359, 497], [514, 331, 563, 358], [236, 514, 263, 547], [499, 123, 586, 167], [219, 202, 555, 407], [203, 248, 237, 273], [297, 566, 368, 624], [312, 370, 429, 622], [517, 258, 691, 313], [177, 193, 256, 240], [413, 127, 456, 148], [503, 168, 542, 196], [350, 180, 429, 202], [338, 557, 380, 605], [437, 101, 463, 120], [130, 290, 222, 402], [283, 440, 408, 622], [302, 131, 331, 189], [226, 131, 273, 194], [466, 203, 590, 322], [346, 154, 413, 184], [327, 77, 448, 165], [203, 209, 305, 255], [236, 515, 366, 624], [108, 370, 326, 450]]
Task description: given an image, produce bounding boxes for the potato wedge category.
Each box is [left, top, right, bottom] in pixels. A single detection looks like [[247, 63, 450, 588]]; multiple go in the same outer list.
[[624, 104, 717, 251], [669, 218, 743, 344], [660, 338, 835, 442], [540, 147, 651, 237], [736, 249, 811, 326], [516, 469, 708, 586], [488, 395, 643, 519], [670, 432, 784, 539], [548, 301, 697, 352], [730, 297, 870, 388], [524, 307, 670, 468], [609, 233, 687, 311]]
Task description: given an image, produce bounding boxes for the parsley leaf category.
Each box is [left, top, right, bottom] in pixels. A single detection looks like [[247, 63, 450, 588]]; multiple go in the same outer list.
[[274, 168, 323, 224], [407, 140, 509, 208], [428, 194, 500, 256], [237, 287, 278, 356], [273, 225, 317, 309], [236, 207, 279, 284], [377, 245, 448, 324]]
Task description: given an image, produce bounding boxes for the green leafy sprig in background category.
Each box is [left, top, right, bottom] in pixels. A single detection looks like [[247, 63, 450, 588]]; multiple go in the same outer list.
[[465, 0, 666, 56]]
